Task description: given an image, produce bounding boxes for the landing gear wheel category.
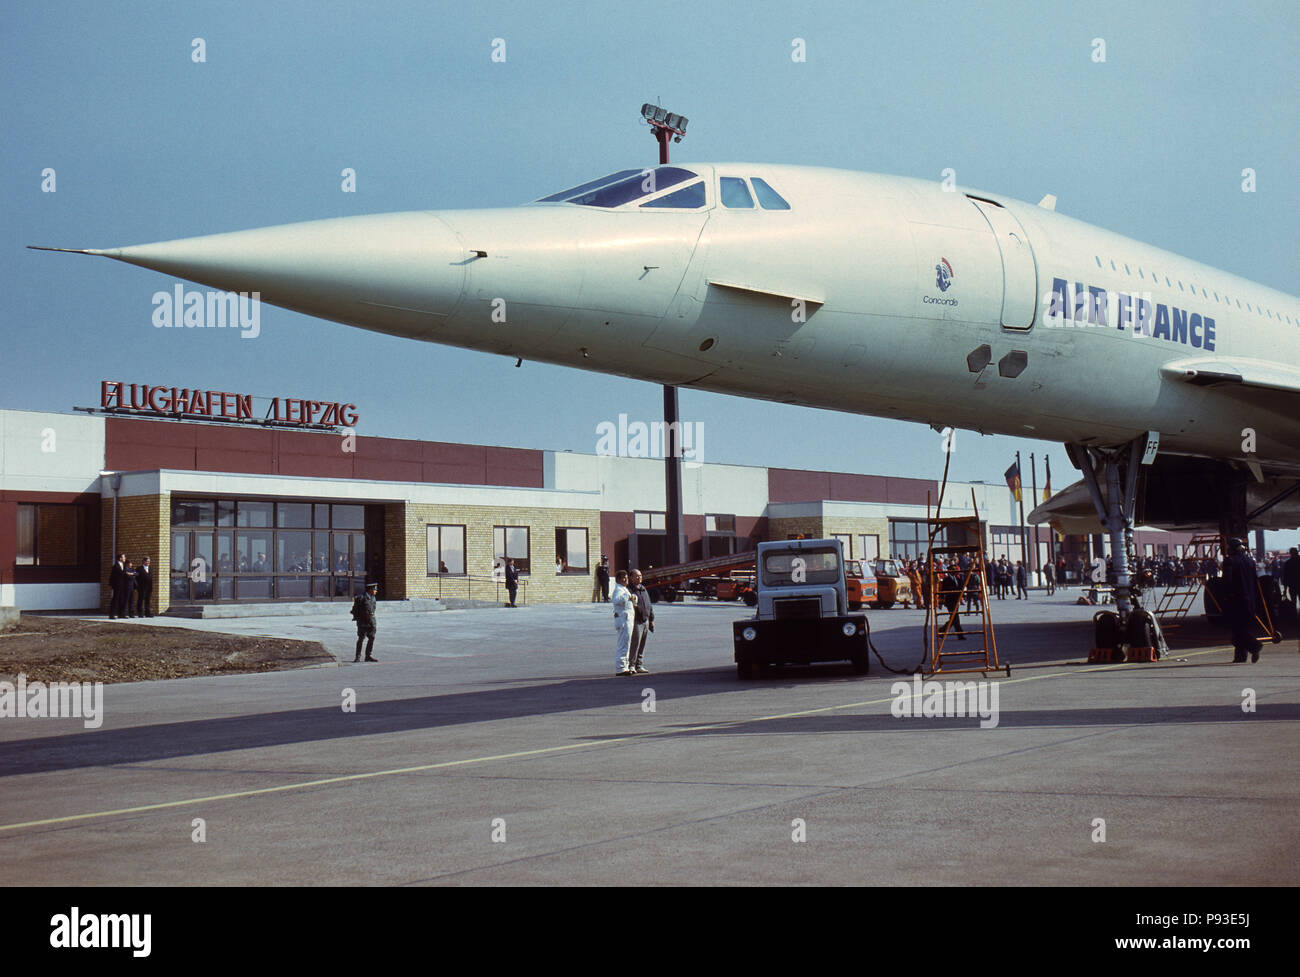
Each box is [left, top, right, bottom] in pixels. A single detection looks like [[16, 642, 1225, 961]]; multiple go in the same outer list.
[[742, 591, 757, 607]]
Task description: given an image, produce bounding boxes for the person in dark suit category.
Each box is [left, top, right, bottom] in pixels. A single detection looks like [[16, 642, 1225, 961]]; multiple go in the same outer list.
[[109, 553, 127, 619], [122, 560, 138, 617], [1282, 547, 1300, 612], [135, 556, 154, 617], [505, 558, 520, 607], [939, 564, 966, 640], [1222, 538, 1263, 663]]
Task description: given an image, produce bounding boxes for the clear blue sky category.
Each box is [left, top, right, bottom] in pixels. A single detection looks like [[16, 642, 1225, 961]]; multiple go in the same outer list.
[[4, 2, 1298, 538]]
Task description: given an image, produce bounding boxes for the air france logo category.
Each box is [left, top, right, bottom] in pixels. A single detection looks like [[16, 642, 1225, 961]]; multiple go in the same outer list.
[[935, 257, 953, 292]]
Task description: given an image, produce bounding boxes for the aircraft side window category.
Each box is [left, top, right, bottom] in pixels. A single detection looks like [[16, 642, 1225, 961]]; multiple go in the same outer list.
[[640, 181, 706, 209], [720, 177, 754, 208], [751, 177, 791, 210]]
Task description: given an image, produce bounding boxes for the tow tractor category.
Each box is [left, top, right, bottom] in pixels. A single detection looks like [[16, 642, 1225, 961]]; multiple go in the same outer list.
[[732, 538, 868, 678]]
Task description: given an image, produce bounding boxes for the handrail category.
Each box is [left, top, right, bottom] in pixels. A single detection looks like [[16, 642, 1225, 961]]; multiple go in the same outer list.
[[428, 573, 528, 605]]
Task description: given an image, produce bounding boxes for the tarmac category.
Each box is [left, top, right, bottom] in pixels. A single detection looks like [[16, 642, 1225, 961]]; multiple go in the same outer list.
[[1, 589, 1296, 886]]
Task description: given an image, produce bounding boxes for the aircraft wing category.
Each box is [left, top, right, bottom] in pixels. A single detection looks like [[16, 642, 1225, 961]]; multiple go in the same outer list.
[[1161, 356, 1300, 400]]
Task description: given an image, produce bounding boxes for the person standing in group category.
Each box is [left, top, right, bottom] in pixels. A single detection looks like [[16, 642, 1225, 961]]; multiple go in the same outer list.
[[939, 563, 966, 641], [505, 558, 520, 607], [964, 562, 982, 614], [594, 555, 610, 603], [1222, 538, 1263, 663], [1043, 559, 1055, 596], [351, 581, 379, 662], [611, 570, 636, 675], [627, 568, 655, 674], [109, 553, 128, 619], [1015, 560, 1029, 600], [1283, 547, 1300, 613], [123, 560, 138, 617], [135, 555, 154, 617]]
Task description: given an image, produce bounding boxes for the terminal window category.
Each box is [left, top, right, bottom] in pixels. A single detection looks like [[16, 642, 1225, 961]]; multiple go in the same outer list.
[[494, 526, 531, 574], [555, 528, 589, 573], [15, 503, 84, 567], [427, 524, 466, 575]]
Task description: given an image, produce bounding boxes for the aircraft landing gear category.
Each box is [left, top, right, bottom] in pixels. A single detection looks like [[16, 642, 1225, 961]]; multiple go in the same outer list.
[[1068, 433, 1169, 663]]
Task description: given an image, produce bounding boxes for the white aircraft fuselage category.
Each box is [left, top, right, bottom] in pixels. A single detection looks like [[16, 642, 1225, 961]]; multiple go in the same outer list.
[[39, 163, 1300, 476]]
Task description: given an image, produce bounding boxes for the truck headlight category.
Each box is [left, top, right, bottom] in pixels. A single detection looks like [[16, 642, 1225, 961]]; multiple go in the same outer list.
[[742, 627, 757, 641], [842, 622, 859, 637]]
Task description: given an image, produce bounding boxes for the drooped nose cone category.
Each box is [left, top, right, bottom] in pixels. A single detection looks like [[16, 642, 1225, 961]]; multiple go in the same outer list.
[[91, 212, 469, 340]]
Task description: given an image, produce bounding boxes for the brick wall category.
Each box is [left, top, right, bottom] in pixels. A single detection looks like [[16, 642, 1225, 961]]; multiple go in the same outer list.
[[100, 494, 169, 613], [399, 503, 601, 604]]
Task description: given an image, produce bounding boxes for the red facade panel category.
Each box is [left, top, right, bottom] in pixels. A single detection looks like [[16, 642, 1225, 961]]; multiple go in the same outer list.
[[103, 417, 543, 488], [278, 452, 356, 480]]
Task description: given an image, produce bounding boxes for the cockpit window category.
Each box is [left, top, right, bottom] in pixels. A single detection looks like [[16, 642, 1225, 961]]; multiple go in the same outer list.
[[751, 177, 791, 210], [640, 181, 706, 209], [536, 169, 641, 202], [720, 177, 754, 208], [547, 166, 700, 208]]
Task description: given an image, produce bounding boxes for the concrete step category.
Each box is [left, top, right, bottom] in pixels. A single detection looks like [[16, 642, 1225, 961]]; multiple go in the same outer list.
[[164, 598, 447, 619]]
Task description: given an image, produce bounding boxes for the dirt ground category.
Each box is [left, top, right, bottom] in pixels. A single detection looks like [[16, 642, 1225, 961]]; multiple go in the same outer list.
[[0, 616, 334, 684]]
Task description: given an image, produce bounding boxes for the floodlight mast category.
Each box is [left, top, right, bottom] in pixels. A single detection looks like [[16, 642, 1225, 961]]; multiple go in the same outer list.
[[641, 102, 688, 165], [640, 102, 690, 565]]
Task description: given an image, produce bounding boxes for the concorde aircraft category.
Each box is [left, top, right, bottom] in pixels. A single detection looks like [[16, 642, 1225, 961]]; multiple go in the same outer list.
[[32, 162, 1300, 621]]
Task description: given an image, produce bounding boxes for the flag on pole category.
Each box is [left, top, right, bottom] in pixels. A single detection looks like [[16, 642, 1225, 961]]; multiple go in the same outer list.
[[1043, 456, 1053, 503], [1004, 461, 1022, 502]]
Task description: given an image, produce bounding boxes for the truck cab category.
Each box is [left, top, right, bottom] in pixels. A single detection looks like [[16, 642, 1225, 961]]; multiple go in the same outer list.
[[868, 558, 913, 609], [844, 559, 879, 610], [732, 538, 869, 678]]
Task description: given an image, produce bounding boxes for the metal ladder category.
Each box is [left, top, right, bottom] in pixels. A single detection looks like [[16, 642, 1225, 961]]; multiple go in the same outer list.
[[923, 511, 1009, 677]]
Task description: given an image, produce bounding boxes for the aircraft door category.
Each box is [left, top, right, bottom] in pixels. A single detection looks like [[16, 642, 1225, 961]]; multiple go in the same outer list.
[[969, 199, 1037, 329]]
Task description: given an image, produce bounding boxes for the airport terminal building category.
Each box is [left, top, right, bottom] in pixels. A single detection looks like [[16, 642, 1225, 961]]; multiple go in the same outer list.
[[1, 399, 1192, 615]]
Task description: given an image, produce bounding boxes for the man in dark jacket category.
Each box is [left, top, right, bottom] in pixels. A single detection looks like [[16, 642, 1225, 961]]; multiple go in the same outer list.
[[1015, 560, 1029, 599], [1282, 547, 1300, 612], [135, 556, 154, 617], [1222, 538, 1262, 663], [352, 582, 379, 662], [939, 565, 966, 641], [109, 553, 127, 619], [627, 568, 656, 674], [505, 559, 520, 607], [122, 560, 138, 618]]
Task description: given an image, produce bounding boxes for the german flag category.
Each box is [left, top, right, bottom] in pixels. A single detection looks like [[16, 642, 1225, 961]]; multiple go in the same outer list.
[[1004, 461, 1022, 503], [1043, 456, 1053, 503]]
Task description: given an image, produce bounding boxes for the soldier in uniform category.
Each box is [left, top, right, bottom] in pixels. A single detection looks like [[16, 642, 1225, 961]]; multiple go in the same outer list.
[[351, 581, 379, 662]]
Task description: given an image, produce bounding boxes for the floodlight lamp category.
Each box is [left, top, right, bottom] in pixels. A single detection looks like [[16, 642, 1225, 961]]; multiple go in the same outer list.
[[652, 106, 667, 123], [641, 103, 655, 120]]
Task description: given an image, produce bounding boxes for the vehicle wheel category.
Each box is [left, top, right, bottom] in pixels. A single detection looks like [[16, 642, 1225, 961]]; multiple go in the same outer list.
[[869, 601, 882, 609], [737, 661, 754, 679], [884, 601, 896, 609], [742, 590, 757, 607], [849, 601, 862, 611], [662, 587, 677, 603]]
